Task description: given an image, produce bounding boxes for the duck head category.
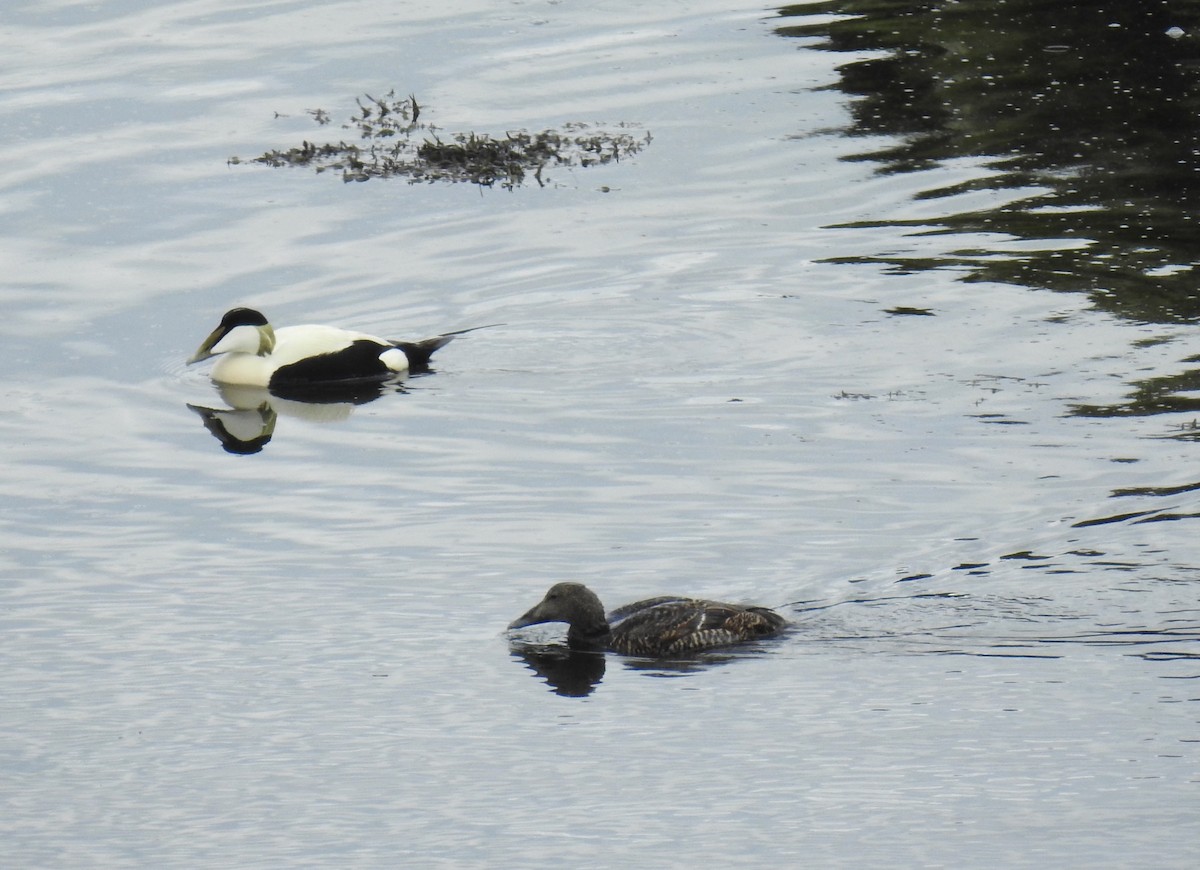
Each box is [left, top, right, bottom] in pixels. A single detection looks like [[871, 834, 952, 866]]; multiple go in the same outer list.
[[508, 582, 605, 630], [188, 307, 276, 364]]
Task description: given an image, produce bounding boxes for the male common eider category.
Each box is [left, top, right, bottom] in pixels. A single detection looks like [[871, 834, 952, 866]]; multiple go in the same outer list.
[[508, 582, 789, 656], [187, 307, 465, 388]]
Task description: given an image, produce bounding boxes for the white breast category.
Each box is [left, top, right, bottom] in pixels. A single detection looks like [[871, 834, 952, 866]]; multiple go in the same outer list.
[[210, 352, 274, 386]]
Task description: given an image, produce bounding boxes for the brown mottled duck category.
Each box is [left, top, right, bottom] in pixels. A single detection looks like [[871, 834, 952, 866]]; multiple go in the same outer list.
[[507, 582, 788, 656]]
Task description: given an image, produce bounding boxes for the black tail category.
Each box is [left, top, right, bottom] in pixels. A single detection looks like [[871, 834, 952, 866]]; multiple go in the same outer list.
[[395, 335, 456, 373], [393, 323, 501, 373]]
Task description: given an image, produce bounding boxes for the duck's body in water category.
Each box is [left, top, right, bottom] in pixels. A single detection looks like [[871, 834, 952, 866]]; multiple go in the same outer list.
[[187, 307, 466, 388], [508, 582, 788, 656]]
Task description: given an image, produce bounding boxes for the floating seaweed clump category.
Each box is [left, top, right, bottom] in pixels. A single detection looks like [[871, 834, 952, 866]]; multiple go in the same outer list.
[[231, 91, 651, 188]]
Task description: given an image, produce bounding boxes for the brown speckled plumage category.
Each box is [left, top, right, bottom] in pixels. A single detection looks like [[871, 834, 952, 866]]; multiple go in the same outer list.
[[507, 582, 788, 656]]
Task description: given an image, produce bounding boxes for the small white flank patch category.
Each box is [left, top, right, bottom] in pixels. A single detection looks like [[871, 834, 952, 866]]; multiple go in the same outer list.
[[378, 347, 408, 373]]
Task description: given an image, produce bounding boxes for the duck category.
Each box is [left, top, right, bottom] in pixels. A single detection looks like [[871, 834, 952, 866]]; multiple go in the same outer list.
[[508, 582, 789, 656], [187, 307, 468, 388]]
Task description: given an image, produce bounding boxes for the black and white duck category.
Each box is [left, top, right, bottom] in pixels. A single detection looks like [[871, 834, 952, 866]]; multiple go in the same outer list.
[[508, 582, 789, 656], [187, 307, 467, 388]]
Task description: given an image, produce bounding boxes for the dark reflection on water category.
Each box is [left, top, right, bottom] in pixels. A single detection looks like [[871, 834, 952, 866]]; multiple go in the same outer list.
[[187, 380, 406, 454], [776, 0, 1200, 321], [1070, 358, 1200, 423], [509, 644, 607, 697], [509, 641, 784, 696]]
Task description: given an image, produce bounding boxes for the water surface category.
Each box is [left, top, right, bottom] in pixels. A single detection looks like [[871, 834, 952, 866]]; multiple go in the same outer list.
[[1, 1, 1198, 867]]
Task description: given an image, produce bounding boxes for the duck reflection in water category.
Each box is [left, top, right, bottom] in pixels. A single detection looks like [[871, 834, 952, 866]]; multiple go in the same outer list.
[[187, 379, 398, 454], [509, 644, 608, 697], [508, 582, 789, 694]]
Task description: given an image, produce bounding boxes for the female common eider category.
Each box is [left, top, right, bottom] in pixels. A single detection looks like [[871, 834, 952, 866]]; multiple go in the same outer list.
[[187, 307, 465, 388], [508, 582, 788, 656]]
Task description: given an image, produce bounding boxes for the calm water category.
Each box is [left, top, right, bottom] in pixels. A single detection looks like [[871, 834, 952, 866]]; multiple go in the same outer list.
[[2, 0, 1198, 867]]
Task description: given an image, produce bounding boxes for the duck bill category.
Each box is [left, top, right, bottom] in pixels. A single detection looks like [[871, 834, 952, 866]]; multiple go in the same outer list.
[[507, 603, 549, 631], [187, 326, 224, 364]]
